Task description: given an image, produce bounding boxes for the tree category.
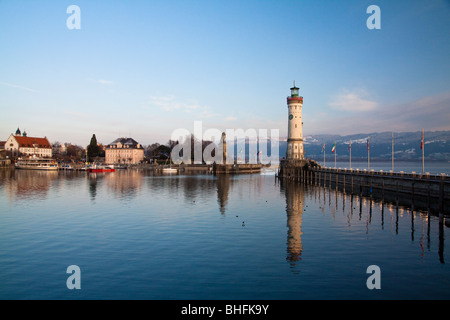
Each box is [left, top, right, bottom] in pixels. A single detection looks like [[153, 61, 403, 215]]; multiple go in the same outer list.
[[87, 134, 99, 162], [178, 134, 215, 163], [189, 134, 214, 163], [52, 141, 61, 155], [146, 143, 161, 158], [66, 144, 84, 160], [97, 143, 105, 157], [154, 145, 171, 159], [167, 139, 178, 150]]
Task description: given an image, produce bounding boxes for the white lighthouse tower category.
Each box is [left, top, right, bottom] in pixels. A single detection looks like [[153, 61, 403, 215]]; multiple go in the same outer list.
[[286, 82, 304, 160]]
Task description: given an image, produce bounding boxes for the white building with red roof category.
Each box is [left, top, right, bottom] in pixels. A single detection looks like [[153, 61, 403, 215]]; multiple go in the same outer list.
[[5, 128, 52, 158]]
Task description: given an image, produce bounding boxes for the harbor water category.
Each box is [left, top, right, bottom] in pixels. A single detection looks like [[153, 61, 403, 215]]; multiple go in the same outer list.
[[0, 163, 449, 300]]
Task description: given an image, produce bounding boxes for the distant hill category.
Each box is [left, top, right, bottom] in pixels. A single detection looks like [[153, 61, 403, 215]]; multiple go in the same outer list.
[[285, 130, 450, 161]]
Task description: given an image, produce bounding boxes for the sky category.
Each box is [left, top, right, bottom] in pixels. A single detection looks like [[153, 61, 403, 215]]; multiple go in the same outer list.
[[1, 0, 449, 146]]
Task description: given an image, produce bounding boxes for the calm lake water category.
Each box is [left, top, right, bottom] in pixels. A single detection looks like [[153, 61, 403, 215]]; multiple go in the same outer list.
[[0, 164, 449, 300]]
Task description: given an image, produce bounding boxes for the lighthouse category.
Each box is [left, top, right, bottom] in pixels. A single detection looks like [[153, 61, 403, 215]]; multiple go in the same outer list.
[[286, 82, 304, 160]]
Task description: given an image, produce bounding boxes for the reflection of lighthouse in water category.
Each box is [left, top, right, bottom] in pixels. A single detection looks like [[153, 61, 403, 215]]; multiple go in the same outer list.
[[217, 175, 230, 215], [283, 180, 304, 264]]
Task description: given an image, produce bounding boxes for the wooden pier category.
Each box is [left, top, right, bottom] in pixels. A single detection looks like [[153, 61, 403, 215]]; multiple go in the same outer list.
[[212, 163, 263, 174], [56, 162, 263, 175], [278, 160, 449, 214]]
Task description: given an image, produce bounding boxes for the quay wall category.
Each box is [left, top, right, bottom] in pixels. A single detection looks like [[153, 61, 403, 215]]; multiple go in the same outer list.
[[0, 159, 12, 167], [58, 163, 263, 175], [213, 163, 263, 174]]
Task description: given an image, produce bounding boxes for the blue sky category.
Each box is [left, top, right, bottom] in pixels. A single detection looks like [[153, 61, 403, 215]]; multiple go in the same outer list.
[[1, 0, 449, 146]]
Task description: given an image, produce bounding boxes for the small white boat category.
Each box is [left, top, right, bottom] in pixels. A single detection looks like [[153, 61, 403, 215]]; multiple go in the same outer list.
[[15, 158, 58, 171], [162, 167, 178, 173]]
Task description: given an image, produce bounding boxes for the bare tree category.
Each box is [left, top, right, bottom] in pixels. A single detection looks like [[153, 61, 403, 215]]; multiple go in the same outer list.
[[52, 141, 61, 155], [146, 143, 161, 157]]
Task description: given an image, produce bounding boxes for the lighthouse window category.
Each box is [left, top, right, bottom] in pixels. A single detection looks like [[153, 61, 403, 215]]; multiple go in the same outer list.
[[295, 124, 297, 128]]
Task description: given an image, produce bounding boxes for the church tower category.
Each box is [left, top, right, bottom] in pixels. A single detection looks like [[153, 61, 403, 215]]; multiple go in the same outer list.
[[286, 82, 304, 160]]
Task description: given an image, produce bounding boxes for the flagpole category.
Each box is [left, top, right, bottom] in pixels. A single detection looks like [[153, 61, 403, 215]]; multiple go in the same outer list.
[[422, 129, 425, 174], [367, 137, 370, 170], [392, 132, 394, 172], [323, 144, 326, 167], [334, 141, 336, 169], [349, 139, 352, 169]]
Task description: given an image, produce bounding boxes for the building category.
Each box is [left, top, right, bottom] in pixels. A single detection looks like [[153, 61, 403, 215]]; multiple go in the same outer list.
[[57, 143, 69, 155], [286, 82, 305, 160], [0, 141, 6, 159], [105, 137, 144, 164], [5, 128, 52, 158], [278, 82, 319, 179]]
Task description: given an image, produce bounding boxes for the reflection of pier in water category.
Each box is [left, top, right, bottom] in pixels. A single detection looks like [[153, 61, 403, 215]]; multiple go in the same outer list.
[[280, 180, 448, 267], [317, 183, 447, 264]]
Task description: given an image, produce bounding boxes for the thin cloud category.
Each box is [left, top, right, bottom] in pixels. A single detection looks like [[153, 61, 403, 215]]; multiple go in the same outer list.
[[329, 90, 377, 111], [385, 91, 450, 130], [149, 95, 207, 114], [0, 82, 39, 93], [308, 91, 450, 135], [98, 79, 114, 85]]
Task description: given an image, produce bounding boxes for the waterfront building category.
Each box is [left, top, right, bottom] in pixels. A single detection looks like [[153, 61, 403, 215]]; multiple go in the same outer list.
[[105, 137, 144, 164], [0, 141, 5, 159], [5, 128, 52, 158], [58, 143, 69, 155], [286, 82, 304, 160]]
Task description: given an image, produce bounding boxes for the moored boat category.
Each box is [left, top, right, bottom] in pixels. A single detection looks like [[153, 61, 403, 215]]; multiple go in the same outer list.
[[15, 158, 58, 171], [87, 165, 115, 173], [60, 164, 74, 170]]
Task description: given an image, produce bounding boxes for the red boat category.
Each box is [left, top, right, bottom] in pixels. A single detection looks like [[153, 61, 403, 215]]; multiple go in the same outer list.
[[87, 165, 115, 173]]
